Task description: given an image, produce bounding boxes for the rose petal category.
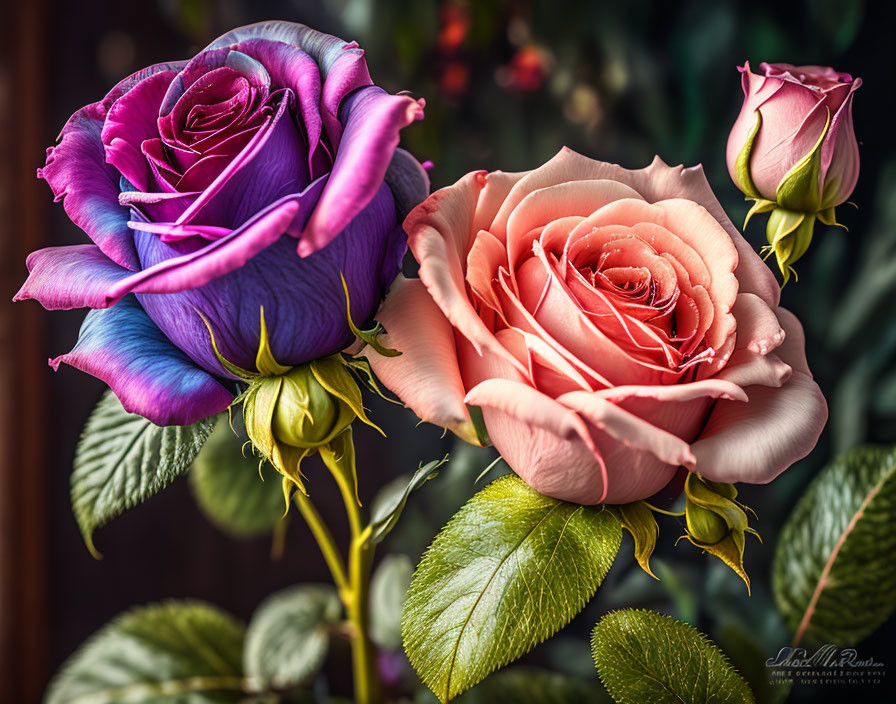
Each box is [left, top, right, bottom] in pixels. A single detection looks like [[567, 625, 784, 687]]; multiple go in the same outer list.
[[557, 390, 696, 469], [732, 292, 786, 355], [690, 309, 827, 484], [102, 70, 178, 191], [407, 172, 527, 374], [298, 86, 424, 256], [714, 349, 792, 388], [464, 377, 609, 504], [14, 245, 131, 310], [364, 276, 476, 444], [502, 148, 780, 307], [51, 295, 233, 425], [133, 182, 399, 373]]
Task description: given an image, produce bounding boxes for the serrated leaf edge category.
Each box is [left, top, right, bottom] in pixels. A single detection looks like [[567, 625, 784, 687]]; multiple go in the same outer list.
[[790, 460, 896, 646], [591, 608, 754, 704]]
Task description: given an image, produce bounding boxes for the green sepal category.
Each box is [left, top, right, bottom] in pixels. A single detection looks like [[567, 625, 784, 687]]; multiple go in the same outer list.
[[310, 355, 385, 438], [613, 502, 659, 580], [341, 273, 401, 357], [734, 110, 763, 199], [765, 207, 816, 286], [255, 307, 291, 376], [319, 426, 361, 507], [774, 108, 830, 213], [197, 310, 257, 380], [344, 355, 402, 406], [242, 375, 315, 495], [817, 205, 847, 230], [679, 474, 757, 594], [743, 197, 777, 230], [466, 404, 491, 447]]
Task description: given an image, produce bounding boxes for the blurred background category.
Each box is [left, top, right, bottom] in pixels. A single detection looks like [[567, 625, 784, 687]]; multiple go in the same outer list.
[[2, 0, 895, 702]]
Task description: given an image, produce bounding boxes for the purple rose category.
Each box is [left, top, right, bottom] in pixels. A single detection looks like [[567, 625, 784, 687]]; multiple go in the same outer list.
[[15, 22, 428, 426]]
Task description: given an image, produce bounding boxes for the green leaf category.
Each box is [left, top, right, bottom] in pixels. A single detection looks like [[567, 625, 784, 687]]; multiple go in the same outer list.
[[368, 456, 448, 544], [243, 584, 342, 692], [189, 416, 286, 537], [71, 391, 216, 557], [45, 601, 245, 704], [591, 609, 754, 704], [773, 445, 896, 647], [370, 554, 414, 650], [403, 474, 622, 703]]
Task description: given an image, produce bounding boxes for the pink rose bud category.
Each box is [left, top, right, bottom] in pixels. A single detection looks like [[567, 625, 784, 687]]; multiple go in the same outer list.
[[726, 62, 861, 284]]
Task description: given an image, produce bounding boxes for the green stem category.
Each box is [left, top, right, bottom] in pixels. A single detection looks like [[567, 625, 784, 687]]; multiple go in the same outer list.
[[347, 505, 378, 704], [293, 491, 350, 599], [319, 427, 380, 704]]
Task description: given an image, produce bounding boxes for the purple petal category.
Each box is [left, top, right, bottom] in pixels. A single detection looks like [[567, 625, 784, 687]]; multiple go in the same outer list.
[[105, 178, 324, 304], [52, 295, 233, 425], [298, 86, 424, 256], [383, 147, 431, 220], [231, 39, 324, 173], [13, 244, 131, 310], [134, 181, 401, 374], [171, 90, 309, 228]]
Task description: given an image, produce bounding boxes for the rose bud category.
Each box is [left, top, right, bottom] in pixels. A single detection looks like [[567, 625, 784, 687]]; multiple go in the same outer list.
[[727, 62, 860, 284], [680, 474, 758, 591], [218, 310, 378, 494], [365, 148, 827, 506], [271, 363, 355, 450], [15, 21, 427, 427]]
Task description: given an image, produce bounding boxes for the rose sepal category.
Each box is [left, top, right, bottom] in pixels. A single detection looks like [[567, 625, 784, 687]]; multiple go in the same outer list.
[[733, 110, 763, 199], [204, 307, 382, 497], [774, 108, 830, 214], [764, 207, 817, 286], [613, 501, 660, 580]]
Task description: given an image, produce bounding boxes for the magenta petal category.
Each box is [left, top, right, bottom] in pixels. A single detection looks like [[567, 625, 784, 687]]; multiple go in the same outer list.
[[52, 295, 233, 426], [14, 245, 132, 310], [173, 90, 308, 228], [232, 39, 324, 170], [102, 70, 178, 191], [40, 62, 187, 271], [39, 104, 140, 270], [299, 86, 424, 256], [104, 177, 327, 304], [205, 21, 373, 146]]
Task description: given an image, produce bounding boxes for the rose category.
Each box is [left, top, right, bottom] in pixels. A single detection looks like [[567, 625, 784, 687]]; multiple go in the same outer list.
[[366, 148, 827, 504], [726, 62, 860, 282], [727, 61, 860, 214], [15, 22, 427, 426]]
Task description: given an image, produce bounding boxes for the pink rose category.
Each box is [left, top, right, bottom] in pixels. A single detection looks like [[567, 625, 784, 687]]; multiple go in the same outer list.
[[366, 148, 827, 504], [727, 61, 861, 214]]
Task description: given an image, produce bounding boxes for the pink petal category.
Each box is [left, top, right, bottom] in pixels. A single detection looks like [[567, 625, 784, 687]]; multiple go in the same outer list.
[[732, 292, 786, 355], [690, 308, 826, 484], [406, 172, 526, 374], [714, 349, 792, 388], [512, 148, 781, 307], [364, 276, 477, 444], [464, 377, 609, 504], [557, 390, 696, 469]]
